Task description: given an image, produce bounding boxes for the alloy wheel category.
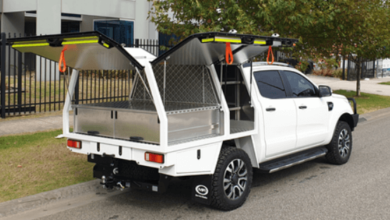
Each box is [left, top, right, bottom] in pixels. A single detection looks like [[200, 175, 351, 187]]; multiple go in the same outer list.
[[223, 159, 248, 200]]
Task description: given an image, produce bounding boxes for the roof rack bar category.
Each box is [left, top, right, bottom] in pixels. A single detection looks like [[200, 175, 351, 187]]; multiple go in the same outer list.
[[252, 62, 292, 67]]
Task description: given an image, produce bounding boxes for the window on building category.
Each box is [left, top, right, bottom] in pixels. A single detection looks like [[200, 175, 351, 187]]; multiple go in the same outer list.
[[62, 21, 80, 33], [94, 20, 134, 46]]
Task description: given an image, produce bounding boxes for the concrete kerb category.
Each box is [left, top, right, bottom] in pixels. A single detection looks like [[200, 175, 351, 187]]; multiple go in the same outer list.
[[0, 180, 101, 218], [357, 106, 390, 123]]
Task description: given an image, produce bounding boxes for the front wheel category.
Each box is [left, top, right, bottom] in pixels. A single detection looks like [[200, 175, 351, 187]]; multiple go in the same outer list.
[[326, 121, 352, 165], [210, 147, 253, 211]]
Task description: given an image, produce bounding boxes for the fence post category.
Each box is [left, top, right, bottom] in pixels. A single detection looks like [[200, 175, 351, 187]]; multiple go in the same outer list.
[[1, 33, 6, 118], [342, 56, 346, 80], [135, 39, 139, 48], [17, 50, 22, 113], [347, 54, 351, 81]]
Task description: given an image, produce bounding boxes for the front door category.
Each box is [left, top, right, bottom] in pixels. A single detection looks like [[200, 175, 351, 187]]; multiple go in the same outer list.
[[254, 70, 297, 158], [281, 71, 329, 149]]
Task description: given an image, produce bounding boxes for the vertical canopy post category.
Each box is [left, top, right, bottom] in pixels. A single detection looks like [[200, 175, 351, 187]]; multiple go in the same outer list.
[[249, 59, 253, 106], [220, 62, 223, 105]]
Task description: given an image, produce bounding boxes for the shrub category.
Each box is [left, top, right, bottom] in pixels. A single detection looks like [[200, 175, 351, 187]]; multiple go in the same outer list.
[[312, 69, 344, 79]]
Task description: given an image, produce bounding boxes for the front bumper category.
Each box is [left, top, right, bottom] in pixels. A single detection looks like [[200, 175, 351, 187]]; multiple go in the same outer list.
[[347, 98, 359, 128], [352, 114, 359, 128]]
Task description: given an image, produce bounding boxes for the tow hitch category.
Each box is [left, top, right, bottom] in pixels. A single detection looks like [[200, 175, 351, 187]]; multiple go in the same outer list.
[[100, 175, 130, 191], [91, 154, 171, 193]]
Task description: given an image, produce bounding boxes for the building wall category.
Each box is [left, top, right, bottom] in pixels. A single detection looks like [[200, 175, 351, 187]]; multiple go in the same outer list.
[[1, 12, 25, 34], [36, 0, 61, 35], [62, 0, 135, 20], [2, 0, 36, 13], [1, 0, 157, 40], [134, 0, 157, 39], [80, 15, 118, 32]]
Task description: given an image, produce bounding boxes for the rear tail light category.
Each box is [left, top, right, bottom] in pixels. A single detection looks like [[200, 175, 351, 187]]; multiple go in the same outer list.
[[145, 152, 164, 163], [67, 139, 82, 149]]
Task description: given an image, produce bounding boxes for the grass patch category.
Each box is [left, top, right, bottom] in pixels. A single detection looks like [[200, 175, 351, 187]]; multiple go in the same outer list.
[[0, 129, 93, 203], [379, 81, 390, 85], [333, 90, 390, 114]]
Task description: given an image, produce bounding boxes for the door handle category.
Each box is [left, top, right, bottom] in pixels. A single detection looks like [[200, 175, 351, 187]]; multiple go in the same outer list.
[[266, 108, 276, 112], [299, 106, 307, 109]]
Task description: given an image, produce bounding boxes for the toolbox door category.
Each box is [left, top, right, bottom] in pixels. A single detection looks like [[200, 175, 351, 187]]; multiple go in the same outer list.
[[8, 31, 143, 71], [151, 32, 297, 66]]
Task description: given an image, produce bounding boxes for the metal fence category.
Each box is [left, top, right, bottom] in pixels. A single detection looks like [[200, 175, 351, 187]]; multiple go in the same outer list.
[[378, 69, 390, 78], [345, 58, 376, 80], [0, 32, 174, 118]]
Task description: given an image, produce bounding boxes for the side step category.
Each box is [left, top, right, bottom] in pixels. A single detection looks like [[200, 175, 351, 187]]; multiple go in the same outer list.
[[259, 147, 328, 173]]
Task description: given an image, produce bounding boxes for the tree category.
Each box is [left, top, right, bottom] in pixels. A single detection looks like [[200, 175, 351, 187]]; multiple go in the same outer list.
[[304, 0, 390, 96], [148, 0, 390, 96]]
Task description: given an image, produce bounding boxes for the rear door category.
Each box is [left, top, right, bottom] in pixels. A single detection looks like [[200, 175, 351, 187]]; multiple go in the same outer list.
[[281, 71, 329, 149], [254, 70, 297, 158]]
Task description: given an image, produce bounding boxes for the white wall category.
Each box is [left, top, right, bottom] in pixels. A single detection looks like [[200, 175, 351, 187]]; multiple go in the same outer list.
[[382, 59, 390, 69], [133, 0, 157, 39], [3, 0, 136, 19], [36, 0, 61, 81], [1, 12, 25, 34], [80, 15, 118, 32], [1, 0, 157, 40], [37, 0, 61, 35], [3, 0, 36, 13], [62, 0, 135, 19]]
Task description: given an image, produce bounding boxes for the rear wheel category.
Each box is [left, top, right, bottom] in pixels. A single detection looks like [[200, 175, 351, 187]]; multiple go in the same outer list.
[[210, 147, 253, 211], [326, 121, 352, 165]]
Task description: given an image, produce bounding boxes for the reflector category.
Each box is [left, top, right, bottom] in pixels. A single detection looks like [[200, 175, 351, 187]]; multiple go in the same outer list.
[[145, 152, 164, 163], [67, 140, 82, 149]]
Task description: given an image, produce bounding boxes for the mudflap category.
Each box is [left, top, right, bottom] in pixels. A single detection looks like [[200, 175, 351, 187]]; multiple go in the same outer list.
[[191, 175, 213, 205]]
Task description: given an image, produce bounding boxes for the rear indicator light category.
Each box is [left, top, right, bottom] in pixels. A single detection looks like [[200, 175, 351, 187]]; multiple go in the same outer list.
[[145, 152, 164, 163], [67, 139, 82, 149]]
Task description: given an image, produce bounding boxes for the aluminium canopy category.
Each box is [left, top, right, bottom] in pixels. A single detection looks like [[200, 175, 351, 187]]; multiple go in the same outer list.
[[8, 31, 143, 70], [9, 31, 298, 70], [151, 32, 298, 66]]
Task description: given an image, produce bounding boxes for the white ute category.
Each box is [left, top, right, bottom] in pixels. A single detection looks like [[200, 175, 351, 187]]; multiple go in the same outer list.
[[10, 32, 359, 211]]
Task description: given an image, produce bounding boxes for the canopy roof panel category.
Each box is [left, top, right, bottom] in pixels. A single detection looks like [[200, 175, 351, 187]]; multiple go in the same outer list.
[[8, 31, 143, 70], [151, 32, 298, 66]]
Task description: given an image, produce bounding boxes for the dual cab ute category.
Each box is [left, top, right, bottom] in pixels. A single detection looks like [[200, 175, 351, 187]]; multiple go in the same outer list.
[[10, 32, 359, 211]]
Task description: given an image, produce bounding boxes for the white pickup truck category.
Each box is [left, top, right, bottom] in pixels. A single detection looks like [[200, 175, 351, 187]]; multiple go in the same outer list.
[[10, 32, 358, 211]]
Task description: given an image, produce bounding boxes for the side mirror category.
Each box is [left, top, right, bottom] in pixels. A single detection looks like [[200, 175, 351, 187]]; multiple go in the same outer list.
[[319, 85, 332, 97]]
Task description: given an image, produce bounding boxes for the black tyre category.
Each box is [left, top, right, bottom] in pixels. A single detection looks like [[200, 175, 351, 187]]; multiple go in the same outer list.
[[326, 121, 352, 165], [210, 147, 253, 211]]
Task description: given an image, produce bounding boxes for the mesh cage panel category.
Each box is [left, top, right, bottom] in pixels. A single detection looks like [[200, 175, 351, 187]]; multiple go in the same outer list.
[[153, 64, 219, 106], [131, 65, 219, 111]]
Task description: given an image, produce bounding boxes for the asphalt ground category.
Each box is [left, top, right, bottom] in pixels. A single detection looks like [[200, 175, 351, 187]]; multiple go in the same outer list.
[[2, 108, 390, 220]]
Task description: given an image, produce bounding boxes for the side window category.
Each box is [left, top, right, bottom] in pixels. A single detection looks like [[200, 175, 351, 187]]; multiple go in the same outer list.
[[254, 71, 286, 99], [283, 71, 317, 97]]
